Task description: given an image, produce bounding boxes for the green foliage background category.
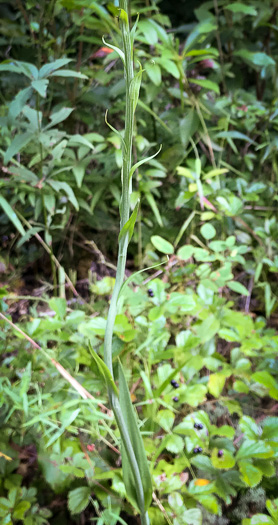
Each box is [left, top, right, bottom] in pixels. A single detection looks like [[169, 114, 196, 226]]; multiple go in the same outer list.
[[0, 0, 278, 523]]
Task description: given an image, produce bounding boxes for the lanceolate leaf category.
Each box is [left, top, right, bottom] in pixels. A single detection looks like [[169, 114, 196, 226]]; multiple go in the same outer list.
[[118, 200, 140, 243], [8, 86, 33, 123], [105, 110, 127, 153], [129, 145, 162, 181], [118, 361, 152, 512], [102, 36, 125, 65], [129, 64, 143, 115], [4, 132, 34, 164], [0, 196, 25, 236], [39, 58, 72, 78], [88, 345, 118, 395]]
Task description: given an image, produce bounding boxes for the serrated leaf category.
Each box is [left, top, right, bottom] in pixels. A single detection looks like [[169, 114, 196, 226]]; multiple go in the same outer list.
[[211, 449, 235, 469], [238, 460, 262, 487], [118, 361, 152, 512], [68, 487, 91, 514], [165, 434, 184, 454], [236, 440, 274, 461]]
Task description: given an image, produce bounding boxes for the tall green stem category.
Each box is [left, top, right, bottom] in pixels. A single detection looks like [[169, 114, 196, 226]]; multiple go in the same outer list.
[[103, 0, 134, 376], [102, 3, 150, 524]]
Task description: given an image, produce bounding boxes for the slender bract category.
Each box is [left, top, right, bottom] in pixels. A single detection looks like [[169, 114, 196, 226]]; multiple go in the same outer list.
[[102, 2, 152, 524]]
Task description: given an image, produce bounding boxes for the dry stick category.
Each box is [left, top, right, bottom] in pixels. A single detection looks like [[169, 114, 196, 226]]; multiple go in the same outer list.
[[152, 492, 173, 525]]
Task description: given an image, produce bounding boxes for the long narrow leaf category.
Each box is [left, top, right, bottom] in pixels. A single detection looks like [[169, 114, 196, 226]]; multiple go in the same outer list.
[[89, 345, 118, 395], [118, 360, 152, 511], [0, 196, 25, 236], [118, 200, 140, 243], [129, 145, 162, 181]]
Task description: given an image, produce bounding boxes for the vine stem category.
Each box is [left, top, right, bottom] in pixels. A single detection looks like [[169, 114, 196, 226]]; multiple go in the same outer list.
[[102, 2, 150, 523]]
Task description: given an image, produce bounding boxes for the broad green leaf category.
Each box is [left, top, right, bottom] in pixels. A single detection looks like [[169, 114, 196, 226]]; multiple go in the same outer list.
[[47, 180, 79, 210], [138, 20, 158, 45], [88, 346, 118, 395], [118, 361, 152, 512], [211, 449, 235, 469], [158, 57, 180, 79], [200, 223, 216, 240], [151, 235, 174, 255], [227, 281, 249, 296], [188, 78, 220, 94], [182, 384, 207, 407], [251, 372, 278, 400], [203, 168, 228, 180], [119, 200, 140, 243], [13, 501, 31, 520], [145, 61, 161, 86], [195, 315, 220, 343], [49, 297, 67, 319], [68, 487, 91, 514], [0, 196, 25, 236], [177, 245, 195, 260], [31, 79, 49, 97], [208, 373, 227, 398], [68, 134, 94, 150], [165, 434, 184, 454], [182, 508, 202, 525], [8, 86, 32, 123], [234, 50, 275, 68], [238, 460, 262, 487], [51, 70, 88, 79], [266, 499, 278, 520], [44, 107, 74, 129], [4, 132, 34, 164], [236, 440, 274, 461], [250, 516, 274, 525], [39, 58, 72, 78], [156, 409, 175, 432], [225, 3, 257, 15], [9, 165, 38, 184]]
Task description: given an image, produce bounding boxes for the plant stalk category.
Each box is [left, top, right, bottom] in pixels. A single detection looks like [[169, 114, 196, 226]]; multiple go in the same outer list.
[[102, 2, 151, 523]]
